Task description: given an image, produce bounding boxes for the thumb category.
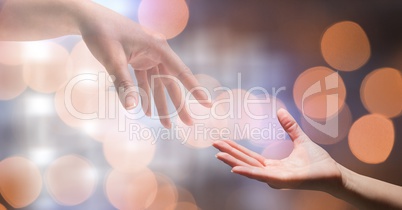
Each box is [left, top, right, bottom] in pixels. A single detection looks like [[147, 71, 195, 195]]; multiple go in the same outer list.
[[277, 108, 309, 143], [108, 63, 139, 110], [83, 38, 139, 110]]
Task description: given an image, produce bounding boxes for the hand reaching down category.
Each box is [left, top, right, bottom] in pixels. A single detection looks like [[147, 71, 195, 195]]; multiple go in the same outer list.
[[77, 1, 211, 128], [0, 0, 211, 128]]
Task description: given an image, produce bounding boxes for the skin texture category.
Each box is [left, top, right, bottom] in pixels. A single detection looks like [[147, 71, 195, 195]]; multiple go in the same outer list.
[[0, 0, 211, 128], [214, 108, 402, 209]]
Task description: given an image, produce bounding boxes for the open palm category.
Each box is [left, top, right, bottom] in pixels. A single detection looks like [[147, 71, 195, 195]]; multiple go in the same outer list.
[[213, 109, 342, 192]]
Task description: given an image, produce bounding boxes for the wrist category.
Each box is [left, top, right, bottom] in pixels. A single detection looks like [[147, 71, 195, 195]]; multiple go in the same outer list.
[[45, 0, 84, 36], [327, 163, 354, 199], [65, 0, 91, 35]]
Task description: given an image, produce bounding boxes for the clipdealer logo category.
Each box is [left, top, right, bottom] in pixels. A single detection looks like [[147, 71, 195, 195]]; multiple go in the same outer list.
[[301, 72, 339, 138]]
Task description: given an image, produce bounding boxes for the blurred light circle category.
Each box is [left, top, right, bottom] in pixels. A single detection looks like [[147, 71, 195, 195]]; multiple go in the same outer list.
[[54, 80, 99, 128], [176, 73, 227, 148], [261, 140, 294, 160], [0, 156, 42, 208], [70, 40, 106, 76], [70, 40, 115, 105], [361, 67, 402, 118], [80, 118, 119, 142], [225, 185, 285, 210], [247, 95, 287, 147], [176, 187, 197, 204], [293, 190, 354, 210], [321, 21, 370, 71], [148, 173, 178, 210], [215, 89, 259, 140], [45, 155, 97, 206], [168, 202, 198, 210], [79, 89, 121, 142], [0, 41, 24, 65], [348, 114, 394, 164], [301, 104, 352, 145], [0, 64, 27, 100], [293, 66, 346, 120], [177, 101, 228, 149], [23, 42, 72, 93], [92, 0, 138, 17], [105, 168, 157, 210], [69, 41, 114, 91], [194, 74, 224, 100], [138, 0, 189, 39], [103, 124, 156, 173]]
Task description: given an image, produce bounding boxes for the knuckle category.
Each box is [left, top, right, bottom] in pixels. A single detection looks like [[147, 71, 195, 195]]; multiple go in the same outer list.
[[137, 78, 147, 86], [152, 33, 168, 47], [104, 58, 127, 72], [176, 66, 192, 80], [116, 80, 135, 91], [283, 119, 299, 134]]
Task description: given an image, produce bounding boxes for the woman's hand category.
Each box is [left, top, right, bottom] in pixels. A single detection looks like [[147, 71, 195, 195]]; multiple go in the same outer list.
[[0, 0, 211, 128], [77, 1, 210, 128], [213, 109, 342, 192]]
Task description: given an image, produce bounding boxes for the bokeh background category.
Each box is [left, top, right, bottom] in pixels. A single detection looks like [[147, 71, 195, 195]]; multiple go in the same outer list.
[[0, 0, 402, 209]]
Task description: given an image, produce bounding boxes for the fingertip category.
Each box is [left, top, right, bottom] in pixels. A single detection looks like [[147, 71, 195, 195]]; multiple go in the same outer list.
[[182, 117, 194, 127], [201, 99, 213, 108], [212, 140, 222, 148], [193, 90, 212, 107], [145, 110, 151, 117], [231, 166, 244, 174], [215, 152, 226, 161], [276, 108, 288, 120], [162, 119, 172, 129], [187, 120, 194, 126], [276, 108, 294, 126], [222, 139, 235, 145], [125, 95, 137, 110]]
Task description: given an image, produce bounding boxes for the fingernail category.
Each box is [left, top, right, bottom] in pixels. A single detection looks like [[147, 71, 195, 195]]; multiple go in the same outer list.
[[230, 169, 233, 173], [163, 120, 172, 129], [203, 99, 213, 108], [125, 95, 136, 110]]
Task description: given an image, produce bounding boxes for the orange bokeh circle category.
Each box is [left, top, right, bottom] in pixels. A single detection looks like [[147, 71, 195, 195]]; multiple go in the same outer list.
[[293, 66, 346, 120], [348, 114, 394, 164], [0, 156, 42, 208], [105, 168, 157, 210], [45, 155, 97, 206], [0, 41, 24, 66], [103, 124, 156, 173], [0, 64, 27, 100], [23, 42, 72, 93], [138, 0, 189, 39], [301, 104, 352, 145], [361, 67, 402, 118], [147, 173, 178, 210], [321, 21, 371, 71]]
